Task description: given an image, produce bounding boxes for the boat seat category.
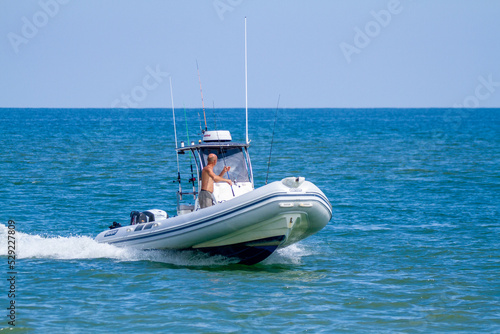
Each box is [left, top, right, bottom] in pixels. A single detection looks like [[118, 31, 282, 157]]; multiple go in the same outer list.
[[178, 204, 195, 215]]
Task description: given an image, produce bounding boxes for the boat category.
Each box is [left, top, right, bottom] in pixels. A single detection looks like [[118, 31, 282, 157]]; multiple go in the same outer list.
[[95, 130, 332, 264], [95, 18, 332, 265]]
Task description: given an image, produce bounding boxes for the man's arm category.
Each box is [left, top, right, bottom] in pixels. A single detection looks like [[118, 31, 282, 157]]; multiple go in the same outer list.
[[218, 166, 230, 177], [209, 168, 232, 185]]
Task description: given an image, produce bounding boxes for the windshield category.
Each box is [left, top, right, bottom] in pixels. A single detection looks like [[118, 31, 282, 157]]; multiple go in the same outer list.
[[200, 147, 250, 182]]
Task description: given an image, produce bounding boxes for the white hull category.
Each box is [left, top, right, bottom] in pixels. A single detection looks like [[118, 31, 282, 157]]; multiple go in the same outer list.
[[95, 178, 332, 264]]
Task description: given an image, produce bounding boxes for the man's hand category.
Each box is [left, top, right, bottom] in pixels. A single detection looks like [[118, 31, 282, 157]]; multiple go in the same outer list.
[[222, 166, 231, 173]]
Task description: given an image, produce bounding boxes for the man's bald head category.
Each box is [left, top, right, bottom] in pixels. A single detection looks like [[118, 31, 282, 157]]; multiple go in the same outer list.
[[207, 153, 218, 165]]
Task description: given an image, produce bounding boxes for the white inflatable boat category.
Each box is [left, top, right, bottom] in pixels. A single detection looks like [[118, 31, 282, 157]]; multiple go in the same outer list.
[[95, 130, 332, 264], [96, 19, 331, 264]]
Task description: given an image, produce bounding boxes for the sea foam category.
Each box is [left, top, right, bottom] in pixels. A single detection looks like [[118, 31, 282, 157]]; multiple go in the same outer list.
[[0, 223, 288, 266], [0, 223, 134, 260]]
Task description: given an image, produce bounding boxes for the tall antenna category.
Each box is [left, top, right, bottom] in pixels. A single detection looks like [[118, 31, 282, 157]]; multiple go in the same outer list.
[[245, 17, 249, 144], [196, 60, 208, 132]]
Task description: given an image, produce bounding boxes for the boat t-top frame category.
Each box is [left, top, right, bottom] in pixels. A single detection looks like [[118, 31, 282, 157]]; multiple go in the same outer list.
[[175, 139, 254, 214]]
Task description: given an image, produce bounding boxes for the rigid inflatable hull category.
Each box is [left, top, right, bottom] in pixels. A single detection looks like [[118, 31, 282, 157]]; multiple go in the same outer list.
[[95, 180, 332, 264]]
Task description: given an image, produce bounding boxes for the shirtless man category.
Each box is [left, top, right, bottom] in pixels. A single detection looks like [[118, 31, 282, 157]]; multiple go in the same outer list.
[[199, 153, 232, 208]]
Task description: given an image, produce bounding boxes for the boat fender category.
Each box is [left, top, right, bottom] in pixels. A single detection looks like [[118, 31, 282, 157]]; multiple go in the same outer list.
[[282, 177, 305, 188]]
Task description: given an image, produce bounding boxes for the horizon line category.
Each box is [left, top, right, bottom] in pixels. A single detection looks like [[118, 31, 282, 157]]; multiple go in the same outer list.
[[1, 107, 499, 110]]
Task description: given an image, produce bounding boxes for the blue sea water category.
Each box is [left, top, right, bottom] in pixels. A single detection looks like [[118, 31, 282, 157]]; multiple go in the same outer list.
[[0, 108, 499, 333]]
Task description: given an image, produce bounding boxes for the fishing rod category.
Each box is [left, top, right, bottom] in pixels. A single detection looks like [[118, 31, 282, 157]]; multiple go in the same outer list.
[[212, 101, 217, 130], [215, 128, 236, 197], [196, 62, 232, 196], [196, 60, 208, 132], [265, 94, 280, 185], [196, 110, 203, 135], [208, 101, 233, 196], [169, 77, 182, 195], [184, 105, 197, 200], [213, 101, 226, 131]]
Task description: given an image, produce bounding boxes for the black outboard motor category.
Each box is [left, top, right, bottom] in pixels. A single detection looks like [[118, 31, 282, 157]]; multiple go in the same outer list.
[[130, 211, 139, 225], [109, 221, 122, 229], [130, 211, 149, 225], [144, 211, 155, 222], [130, 209, 167, 225]]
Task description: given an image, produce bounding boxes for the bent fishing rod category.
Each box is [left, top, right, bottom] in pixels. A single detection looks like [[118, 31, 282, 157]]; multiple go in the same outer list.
[[266, 94, 280, 185], [215, 122, 236, 197], [196, 63, 234, 197], [196, 60, 208, 132]]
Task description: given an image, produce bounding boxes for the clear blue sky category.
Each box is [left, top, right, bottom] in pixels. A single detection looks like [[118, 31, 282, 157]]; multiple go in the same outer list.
[[1, 0, 499, 108]]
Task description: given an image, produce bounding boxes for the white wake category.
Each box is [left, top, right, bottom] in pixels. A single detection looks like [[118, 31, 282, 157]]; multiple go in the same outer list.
[[0, 223, 310, 266]]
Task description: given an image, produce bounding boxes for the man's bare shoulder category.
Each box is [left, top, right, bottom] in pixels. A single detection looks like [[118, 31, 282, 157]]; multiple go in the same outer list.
[[203, 165, 215, 177]]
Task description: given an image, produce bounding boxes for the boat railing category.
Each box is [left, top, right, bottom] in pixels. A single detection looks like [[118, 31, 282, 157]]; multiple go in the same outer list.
[[177, 190, 198, 201]]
